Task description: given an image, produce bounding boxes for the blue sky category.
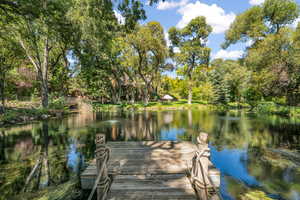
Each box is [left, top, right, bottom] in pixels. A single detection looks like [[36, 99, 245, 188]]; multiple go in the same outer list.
[[135, 0, 300, 60]]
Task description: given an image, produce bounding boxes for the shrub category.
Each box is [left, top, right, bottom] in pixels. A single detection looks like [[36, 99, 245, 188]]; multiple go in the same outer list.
[[49, 96, 66, 110], [0, 110, 18, 122], [255, 102, 290, 116], [192, 82, 216, 103]]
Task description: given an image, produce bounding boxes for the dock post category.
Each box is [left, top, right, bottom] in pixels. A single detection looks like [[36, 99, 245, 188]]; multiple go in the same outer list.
[[190, 132, 221, 200], [95, 134, 110, 200]]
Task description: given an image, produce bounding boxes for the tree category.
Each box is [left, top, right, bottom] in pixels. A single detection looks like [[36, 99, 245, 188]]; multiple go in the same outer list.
[[2, 0, 75, 108], [168, 16, 212, 104], [0, 35, 23, 113], [223, 0, 300, 105], [223, 0, 299, 48], [210, 59, 250, 105], [70, 0, 149, 103], [125, 21, 168, 104]]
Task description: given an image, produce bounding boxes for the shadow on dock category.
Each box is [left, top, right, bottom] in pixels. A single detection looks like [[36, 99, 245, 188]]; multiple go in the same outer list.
[[81, 134, 221, 200]]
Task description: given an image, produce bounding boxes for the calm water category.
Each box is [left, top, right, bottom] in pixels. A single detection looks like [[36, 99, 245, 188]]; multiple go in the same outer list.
[[0, 106, 300, 200]]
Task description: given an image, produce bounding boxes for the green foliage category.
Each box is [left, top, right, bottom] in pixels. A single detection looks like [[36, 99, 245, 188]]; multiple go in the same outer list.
[[243, 87, 262, 108], [49, 96, 66, 110], [254, 102, 291, 116], [160, 76, 188, 99], [11, 178, 80, 200], [224, 0, 299, 48], [192, 82, 216, 103], [0, 108, 50, 124], [240, 190, 272, 200], [223, 0, 300, 106], [168, 16, 212, 104], [0, 161, 32, 200], [31, 88, 40, 102], [209, 59, 250, 105], [222, 6, 267, 48], [92, 100, 212, 112], [263, 0, 299, 32]]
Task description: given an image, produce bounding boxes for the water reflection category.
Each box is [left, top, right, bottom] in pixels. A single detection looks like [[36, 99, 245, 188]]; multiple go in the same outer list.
[[0, 108, 300, 199], [210, 147, 260, 187]]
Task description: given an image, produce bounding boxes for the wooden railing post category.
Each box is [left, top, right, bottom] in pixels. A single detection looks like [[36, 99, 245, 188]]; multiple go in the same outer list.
[[95, 134, 110, 200], [190, 132, 221, 200]]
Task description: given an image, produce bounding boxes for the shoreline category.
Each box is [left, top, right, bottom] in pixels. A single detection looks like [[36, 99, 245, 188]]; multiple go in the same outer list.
[[0, 107, 77, 128], [91, 101, 300, 117], [1, 100, 300, 127]]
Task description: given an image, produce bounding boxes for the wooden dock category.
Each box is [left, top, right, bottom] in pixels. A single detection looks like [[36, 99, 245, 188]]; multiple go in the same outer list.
[[81, 141, 197, 199], [81, 133, 221, 200]]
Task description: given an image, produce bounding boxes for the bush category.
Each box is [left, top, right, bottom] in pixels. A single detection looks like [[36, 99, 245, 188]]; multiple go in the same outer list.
[[31, 88, 40, 102], [49, 96, 66, 110], [243, 88, 262, 109], [192, 82, 216, 103], [255, 102, 290, 116], [0, 110, 18, 122]]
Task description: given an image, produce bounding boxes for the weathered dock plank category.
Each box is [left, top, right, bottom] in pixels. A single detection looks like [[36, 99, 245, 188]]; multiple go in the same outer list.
[[81, 141, 198, 199], [107, 174, 195, 200]]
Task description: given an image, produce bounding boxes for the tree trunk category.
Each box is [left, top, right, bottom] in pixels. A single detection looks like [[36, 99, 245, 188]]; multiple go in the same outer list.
[[131, 89, 135, 104], [0, 73, 5, 113], [40, 76, 49, 108], [0, 131, 5, 162], [188, 77, 192, 105], [20, 37, 50, 108], [41, 38, 49, 108], [111, 90, 117, 104], [144, 86, 150, 105]]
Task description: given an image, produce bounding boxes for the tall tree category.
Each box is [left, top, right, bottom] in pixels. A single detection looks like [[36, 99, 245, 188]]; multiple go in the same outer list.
[[168, 16, 212, 104], [0, 36, 23, 113], [125, 21, 168, 104], [4, 0, 74, 108], [69, 0, 147, 103], [223, 0, 299, 48], [223, 0, 300, 105], [210, 59, 250, 105]]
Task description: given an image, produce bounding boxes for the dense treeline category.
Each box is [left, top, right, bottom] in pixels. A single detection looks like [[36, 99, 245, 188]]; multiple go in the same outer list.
[[164, 0, 300, 107], [1, 0, 300, 113]]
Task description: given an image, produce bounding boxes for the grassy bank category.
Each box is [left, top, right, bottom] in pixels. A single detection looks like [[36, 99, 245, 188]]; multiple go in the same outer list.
[[253, 101, 300, 117], [0, 98, 73, 127], [92, 100, 216, 112], [92, 100, 300, 117]]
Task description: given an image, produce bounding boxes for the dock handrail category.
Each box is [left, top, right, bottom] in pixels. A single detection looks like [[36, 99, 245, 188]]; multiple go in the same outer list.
[[88, 134, 111, 200], [188, 133, 223, 200]]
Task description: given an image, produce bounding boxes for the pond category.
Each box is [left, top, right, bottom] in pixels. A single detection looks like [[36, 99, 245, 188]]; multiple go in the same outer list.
[[1, 106, 300, 200]]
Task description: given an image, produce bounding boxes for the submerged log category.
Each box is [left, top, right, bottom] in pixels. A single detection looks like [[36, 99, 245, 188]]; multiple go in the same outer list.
[[12, 177, 81, 200], [23, 155, 43, 192]]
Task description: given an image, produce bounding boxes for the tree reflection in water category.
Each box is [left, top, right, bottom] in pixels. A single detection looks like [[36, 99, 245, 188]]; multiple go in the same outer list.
[[0, 109, 299, 200]]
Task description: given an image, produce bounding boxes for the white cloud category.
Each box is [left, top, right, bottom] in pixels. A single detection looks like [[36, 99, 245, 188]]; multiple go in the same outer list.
[[114, 10, 125, 25], [157, 0, 188, 10], [249, 0, 265, 5], [176, 1, 236, 34], [213, 49, 243, 60]]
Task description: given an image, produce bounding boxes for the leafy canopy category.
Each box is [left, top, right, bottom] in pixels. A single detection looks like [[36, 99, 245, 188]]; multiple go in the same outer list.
[[223, 0, 299, 48]]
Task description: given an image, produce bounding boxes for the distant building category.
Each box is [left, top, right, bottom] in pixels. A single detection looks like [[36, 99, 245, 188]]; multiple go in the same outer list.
[[161, 94, 177, 102]]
